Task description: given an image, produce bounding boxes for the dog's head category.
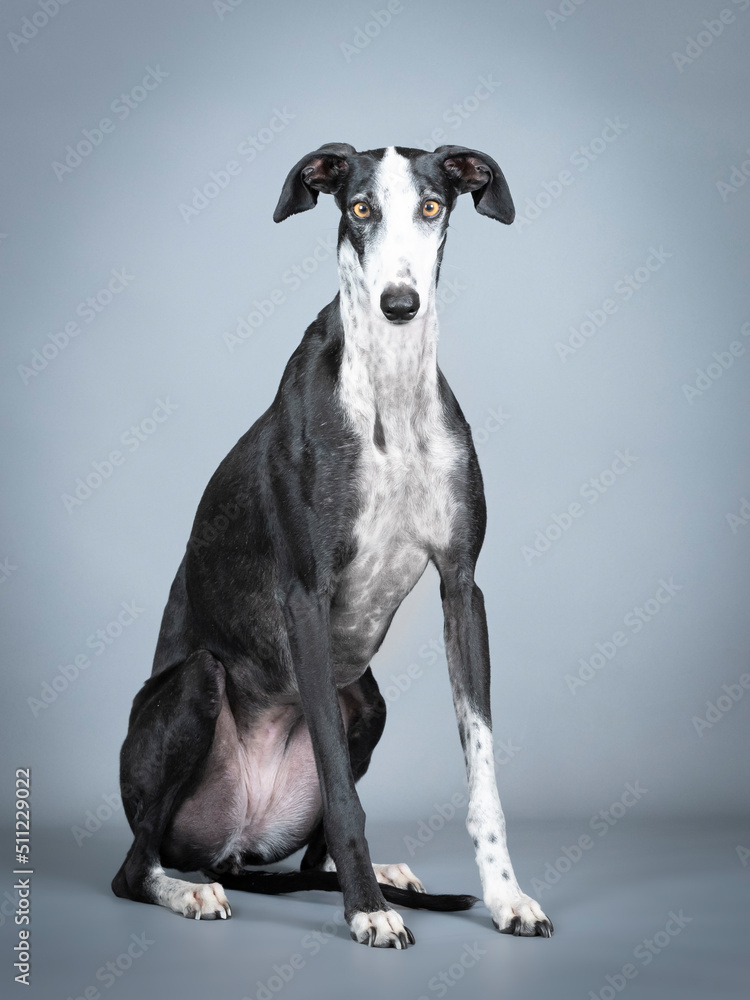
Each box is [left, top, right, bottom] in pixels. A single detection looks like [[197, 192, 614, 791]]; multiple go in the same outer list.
[[274, 144, 514, 324]]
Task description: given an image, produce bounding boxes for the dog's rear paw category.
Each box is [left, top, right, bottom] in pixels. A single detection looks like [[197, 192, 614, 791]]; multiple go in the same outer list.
[[183, 881, 232, 920], [323, 856, 425, 893], [372, 862, 425, 893], [349, 909, 415, 948], [490, 892, 553, 937], [150, 872, 232, 920]]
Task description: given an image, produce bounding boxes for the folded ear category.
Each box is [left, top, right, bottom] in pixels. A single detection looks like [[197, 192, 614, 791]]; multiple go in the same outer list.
[[273, 143, 357, 222], [435, 145, 515, 224]]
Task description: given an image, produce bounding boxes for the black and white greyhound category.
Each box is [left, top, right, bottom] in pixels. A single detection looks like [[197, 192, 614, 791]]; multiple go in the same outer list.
[[112, 143, 553, 948]]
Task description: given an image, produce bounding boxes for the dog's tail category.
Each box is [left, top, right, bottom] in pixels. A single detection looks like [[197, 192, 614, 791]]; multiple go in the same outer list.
[[201, 868, 478, 912]]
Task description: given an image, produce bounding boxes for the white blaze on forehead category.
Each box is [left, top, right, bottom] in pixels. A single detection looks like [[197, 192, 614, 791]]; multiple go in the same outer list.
[[361, 146, 442, 314], [373, 146, 421, 220]]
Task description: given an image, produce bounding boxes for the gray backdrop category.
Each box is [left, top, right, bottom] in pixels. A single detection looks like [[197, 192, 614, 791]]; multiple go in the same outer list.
[[1, 1, 748, 998]]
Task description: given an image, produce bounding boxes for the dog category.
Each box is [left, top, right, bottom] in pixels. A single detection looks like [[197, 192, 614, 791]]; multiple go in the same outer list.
[[112, 143, 554, 948]]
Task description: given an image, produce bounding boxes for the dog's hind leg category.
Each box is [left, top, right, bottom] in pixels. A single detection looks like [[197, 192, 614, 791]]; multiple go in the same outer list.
[[111, 649, 232, 919]]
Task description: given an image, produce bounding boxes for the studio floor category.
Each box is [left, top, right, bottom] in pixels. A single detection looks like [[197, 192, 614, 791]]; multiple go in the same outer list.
[[3, 817, 748, 1000]]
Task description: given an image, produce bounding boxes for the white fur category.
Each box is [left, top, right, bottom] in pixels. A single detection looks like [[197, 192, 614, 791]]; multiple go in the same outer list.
[[333, 149, 549, 935], [454, 699, 550, 931], [355, 145, 444, 319], [331, 148, 462, 676], [147, 867, 231, 920], [322, 856, 425, 892], [348, 908, 411, 948]]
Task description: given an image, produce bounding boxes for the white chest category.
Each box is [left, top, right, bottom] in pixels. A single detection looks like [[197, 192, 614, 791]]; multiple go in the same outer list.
[[351, 425, 458, 565], [331, 427, 459, 668], [331, 308, 460, 665]]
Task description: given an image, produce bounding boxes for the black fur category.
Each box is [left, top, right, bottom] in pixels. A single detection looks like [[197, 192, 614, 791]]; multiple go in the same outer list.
[[113, 143, 521, 945]]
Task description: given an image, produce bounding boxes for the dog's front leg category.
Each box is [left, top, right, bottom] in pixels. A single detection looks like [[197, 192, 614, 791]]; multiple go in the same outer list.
[[437, 567, 554, 937], [285, 583, 414, 949]]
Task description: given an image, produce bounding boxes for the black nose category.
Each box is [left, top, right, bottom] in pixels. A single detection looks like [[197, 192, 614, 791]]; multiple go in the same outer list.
[[380, 283, 420, 323]]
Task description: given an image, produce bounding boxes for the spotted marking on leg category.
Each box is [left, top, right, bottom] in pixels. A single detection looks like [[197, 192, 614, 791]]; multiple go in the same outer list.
[[148, 867, 231, 920], [348, 908, 415, 948], [455, 703, 553, 938]]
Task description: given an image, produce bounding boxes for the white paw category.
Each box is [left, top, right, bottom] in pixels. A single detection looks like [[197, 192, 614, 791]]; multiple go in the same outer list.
[[151, 872, 232, 920], [489, 891, 553, 937], [348, 908, 415, 948], [372, 862, 425, 893], [182, 881, 231, 920], [322, 856, 425, 892]]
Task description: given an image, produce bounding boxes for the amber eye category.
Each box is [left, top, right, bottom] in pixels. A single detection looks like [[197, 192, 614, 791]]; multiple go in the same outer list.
[[422, 200, 441, 217], [352, 202, 370, 218]]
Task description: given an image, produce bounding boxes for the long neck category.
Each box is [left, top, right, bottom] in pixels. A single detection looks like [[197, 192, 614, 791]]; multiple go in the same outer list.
[[336, 246, 441, 444]]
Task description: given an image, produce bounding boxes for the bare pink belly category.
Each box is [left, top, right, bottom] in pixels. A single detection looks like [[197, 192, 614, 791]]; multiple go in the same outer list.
[[168, 697, 327, 866]]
